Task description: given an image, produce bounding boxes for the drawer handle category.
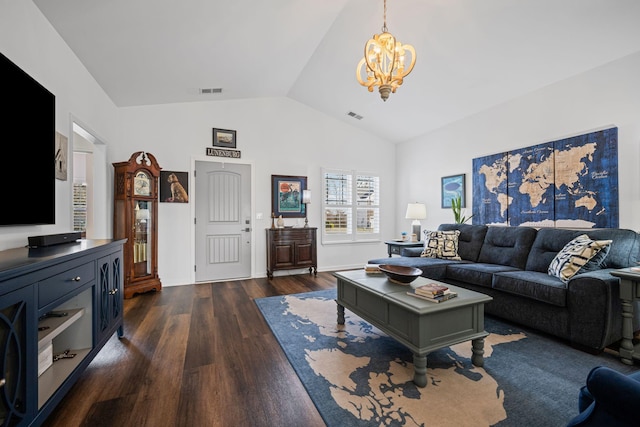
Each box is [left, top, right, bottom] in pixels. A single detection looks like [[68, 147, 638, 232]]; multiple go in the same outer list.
[[109, 288, 118, 295], [72, 276, 81, 282]]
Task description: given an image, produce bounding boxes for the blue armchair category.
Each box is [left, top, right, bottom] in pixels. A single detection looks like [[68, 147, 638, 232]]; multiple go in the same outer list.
[[566, 365, 640, 427]]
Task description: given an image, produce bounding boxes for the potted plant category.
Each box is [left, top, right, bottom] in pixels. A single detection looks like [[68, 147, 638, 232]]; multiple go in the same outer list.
[[452, 196, 473, 224]]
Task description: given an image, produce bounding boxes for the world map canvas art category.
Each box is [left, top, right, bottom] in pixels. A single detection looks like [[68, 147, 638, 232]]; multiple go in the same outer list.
[[472, 127, 618, 228]]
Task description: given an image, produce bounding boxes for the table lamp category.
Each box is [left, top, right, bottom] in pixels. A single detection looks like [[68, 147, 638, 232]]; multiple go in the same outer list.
[[302, 189, 311, 227], [405, 203, 426, 241]]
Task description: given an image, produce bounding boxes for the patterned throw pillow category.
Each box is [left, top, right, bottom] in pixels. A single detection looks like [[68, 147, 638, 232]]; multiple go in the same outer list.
[[421, 230, 461, 260], [548, 235, 612, 283], [577, 244, 611, 273]]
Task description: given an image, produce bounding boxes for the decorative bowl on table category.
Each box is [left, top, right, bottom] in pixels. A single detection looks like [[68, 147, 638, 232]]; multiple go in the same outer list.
[[378, 264, 423, 285]]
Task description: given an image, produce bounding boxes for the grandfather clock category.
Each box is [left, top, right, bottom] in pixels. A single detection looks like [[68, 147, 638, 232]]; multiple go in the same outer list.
[[113, 151, 162, 298]]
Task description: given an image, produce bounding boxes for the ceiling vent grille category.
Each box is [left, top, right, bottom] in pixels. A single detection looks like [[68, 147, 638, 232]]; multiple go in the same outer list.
[[199, 88, 223, 94], [347, 111, 363, 120]]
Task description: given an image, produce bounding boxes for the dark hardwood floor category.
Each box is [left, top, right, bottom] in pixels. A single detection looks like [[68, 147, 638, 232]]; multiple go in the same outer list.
[[42, 272, 338, 427]]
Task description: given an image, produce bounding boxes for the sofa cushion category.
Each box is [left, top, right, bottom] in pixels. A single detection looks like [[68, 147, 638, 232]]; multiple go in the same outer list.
[[580, 228, 640, 269], [477, 226, 537, 269], [493, 270, 567, 307], [437, 223, 488, 262], [526, 227, 640, 272], [548, 235, 612, 283], [446, 263, 520, 288], [421, 230, 461, 260], [526, 228, 587, 273], [400, 247, 424, 257]]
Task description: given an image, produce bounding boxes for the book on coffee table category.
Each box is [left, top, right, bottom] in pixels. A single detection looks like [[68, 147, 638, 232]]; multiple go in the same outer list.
[[364, 264, 381, 273], [414, 283, 449, 296], [407, 288, 457, 303]]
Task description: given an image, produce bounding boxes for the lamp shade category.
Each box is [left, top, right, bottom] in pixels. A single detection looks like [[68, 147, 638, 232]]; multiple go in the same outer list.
[[405, 203, 426, 220], [302, 189, 311, 204]]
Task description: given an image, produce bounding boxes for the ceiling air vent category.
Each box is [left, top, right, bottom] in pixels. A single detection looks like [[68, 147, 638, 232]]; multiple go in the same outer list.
[[347, 111, 363, 120], [199, 88, 223, 94]]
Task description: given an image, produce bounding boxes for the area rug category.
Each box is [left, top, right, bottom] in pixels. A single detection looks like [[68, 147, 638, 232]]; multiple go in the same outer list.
[[255, 289, 639, 427]]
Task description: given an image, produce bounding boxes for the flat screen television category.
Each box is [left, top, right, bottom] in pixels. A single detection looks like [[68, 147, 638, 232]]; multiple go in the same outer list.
[[0, 52, 55, 226]]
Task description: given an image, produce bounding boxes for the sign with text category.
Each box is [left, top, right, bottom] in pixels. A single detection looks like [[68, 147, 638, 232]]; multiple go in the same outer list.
[[206, 147, 241, 158]]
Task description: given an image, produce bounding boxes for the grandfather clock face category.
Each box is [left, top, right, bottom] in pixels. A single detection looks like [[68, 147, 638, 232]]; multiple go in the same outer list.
[[134, 170, 151, 196]]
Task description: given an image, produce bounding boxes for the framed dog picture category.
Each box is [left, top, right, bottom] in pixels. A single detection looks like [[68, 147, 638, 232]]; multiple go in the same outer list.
[[160, 171, 189, 203], [212, 128, 237, 149]]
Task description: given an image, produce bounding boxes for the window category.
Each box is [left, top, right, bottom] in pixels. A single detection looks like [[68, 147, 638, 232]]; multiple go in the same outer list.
[[322, 169, 380, 243]]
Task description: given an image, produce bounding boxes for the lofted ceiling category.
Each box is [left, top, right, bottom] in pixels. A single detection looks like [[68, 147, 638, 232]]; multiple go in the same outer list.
[[33, 0, 640, 143]]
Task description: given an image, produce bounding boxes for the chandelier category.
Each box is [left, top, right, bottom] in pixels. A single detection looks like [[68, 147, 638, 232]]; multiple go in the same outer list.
[[356, 0, 416, 101]]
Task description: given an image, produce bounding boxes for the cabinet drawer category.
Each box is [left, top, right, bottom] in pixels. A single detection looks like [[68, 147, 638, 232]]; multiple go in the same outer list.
[[389, 245, 402, 256], [270, 228, 314, 241], [38, 262, 95, 308]]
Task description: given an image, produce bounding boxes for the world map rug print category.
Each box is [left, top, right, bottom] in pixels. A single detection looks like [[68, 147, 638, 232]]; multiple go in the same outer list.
[[255, 289, 638, 427]]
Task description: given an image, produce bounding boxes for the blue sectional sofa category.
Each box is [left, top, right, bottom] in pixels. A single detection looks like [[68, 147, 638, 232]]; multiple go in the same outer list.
[[368, 223, 640, 352]]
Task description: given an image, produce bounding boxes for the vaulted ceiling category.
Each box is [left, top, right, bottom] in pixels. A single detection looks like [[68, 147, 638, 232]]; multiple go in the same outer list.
[[33, 0, 640, 143]]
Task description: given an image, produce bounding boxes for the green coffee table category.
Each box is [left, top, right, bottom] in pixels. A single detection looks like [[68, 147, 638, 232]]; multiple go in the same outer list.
[[334, 269, 492, 387]]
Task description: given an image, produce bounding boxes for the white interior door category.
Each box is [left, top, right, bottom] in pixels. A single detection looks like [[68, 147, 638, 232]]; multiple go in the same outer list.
[[195, 161, 251, 282]]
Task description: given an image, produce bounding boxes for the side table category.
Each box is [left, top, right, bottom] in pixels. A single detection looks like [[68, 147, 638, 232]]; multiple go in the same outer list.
[[610, 268, 640, 365], [384, 240, 423, 257]]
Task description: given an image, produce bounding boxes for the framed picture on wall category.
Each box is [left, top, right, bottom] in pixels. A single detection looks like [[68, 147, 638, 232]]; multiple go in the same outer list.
[[271, 175, 307, 218], [55, 132, 68, 181], [441, 174, 466, 208], [160, 171, 189, 203], [212, 128, 237, 148]]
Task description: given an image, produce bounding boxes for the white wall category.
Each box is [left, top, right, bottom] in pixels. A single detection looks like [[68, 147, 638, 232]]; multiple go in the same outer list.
[[117, 98, 396, 285], [4, 1, 639, 288], [1, 1, 396, 285], [396, 51, 640, 234], [0, 0, 119, 250]]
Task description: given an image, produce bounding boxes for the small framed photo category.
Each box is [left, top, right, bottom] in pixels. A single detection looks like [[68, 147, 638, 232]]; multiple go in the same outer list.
[[55, 132, 68, 181], [212, 128, 237, 149], [441, 174, 466, 208], [271, 175, 307, 218]]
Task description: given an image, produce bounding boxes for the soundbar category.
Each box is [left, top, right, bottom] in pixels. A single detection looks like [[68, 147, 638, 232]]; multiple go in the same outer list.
[[28, 232, 82, 248]]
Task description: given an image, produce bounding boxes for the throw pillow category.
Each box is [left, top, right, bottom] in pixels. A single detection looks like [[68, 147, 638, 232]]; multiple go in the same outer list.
[[576, 244, 611, 274], [421, 230, 461, 260], [548, 235, 613, 282]]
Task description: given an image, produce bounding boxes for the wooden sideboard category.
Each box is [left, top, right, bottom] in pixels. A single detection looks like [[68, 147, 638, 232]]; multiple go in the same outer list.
[[266, 228, 317, 279], [0, 239, 125, 426]]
